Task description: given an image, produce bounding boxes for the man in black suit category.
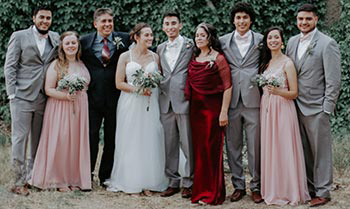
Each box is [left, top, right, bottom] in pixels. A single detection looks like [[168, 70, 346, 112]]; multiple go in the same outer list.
[[80, 8, 129, 186]]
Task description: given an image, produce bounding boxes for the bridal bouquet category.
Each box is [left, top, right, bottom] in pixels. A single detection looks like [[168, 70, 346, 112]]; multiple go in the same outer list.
[[56, 73, 87, 94], [249, 74, 281, 89], [132, 69, 163, 111]]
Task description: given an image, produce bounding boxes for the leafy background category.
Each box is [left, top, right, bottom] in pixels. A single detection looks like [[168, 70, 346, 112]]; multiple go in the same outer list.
[[0, 0, 349, 135]]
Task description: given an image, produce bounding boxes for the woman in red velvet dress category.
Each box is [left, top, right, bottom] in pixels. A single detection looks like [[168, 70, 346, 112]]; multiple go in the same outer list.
[[185, 23, 232, 205]]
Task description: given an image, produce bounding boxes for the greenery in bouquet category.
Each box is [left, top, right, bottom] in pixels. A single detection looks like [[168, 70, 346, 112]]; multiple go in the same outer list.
[[132, 68, 163, 111], [250, 74, 281, 89], [56, 74, 87, 94], [132, 69, 163, 95]]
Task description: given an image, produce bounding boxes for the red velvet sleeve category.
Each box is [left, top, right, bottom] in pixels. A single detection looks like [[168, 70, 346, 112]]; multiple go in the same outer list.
[[216, 54, 232, 90]]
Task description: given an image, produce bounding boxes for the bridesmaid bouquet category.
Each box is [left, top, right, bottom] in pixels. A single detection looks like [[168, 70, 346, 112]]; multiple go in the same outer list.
[[56, 73, 87, 94], [132, 69, 163, 111], [249, 74, 281, 89], [56, 73, 87, 114]]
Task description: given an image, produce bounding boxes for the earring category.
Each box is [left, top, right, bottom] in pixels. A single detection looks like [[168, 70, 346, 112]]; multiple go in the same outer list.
[[281, 44, 285, 49]]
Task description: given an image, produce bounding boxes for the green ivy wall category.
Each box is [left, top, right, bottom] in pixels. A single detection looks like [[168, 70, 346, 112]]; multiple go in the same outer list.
[[0, 0, 348, 134]]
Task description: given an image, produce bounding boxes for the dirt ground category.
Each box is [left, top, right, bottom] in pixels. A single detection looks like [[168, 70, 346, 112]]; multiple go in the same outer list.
[[1, 141, 350, 209]]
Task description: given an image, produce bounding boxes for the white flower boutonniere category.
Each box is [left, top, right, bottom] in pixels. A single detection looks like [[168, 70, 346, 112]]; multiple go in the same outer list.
[[207, 59, 215, 68], [306, 41, 317, 56], [113, 36, 125, 50], [185, 39, 193, 49]]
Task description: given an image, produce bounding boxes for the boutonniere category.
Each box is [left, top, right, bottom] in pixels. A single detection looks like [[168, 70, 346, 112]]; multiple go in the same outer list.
[[207, 59, 215, 68], [306, 41, 317, 56], [255, 42, 264, 50], [185, 39, 193, 49], [113, 36, 125, 50]]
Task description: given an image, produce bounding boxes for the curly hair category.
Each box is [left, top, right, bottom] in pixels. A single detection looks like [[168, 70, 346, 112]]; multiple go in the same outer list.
[[230, 2, 256, 27], [193, 23, 223, 57], [55, 31, 81, 80]]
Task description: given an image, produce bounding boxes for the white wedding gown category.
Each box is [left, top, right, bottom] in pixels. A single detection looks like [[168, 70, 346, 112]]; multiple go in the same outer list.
[[105, 51, 168, 193]]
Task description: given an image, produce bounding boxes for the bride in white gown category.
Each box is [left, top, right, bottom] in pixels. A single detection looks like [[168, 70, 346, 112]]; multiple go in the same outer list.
[[104, 23, 168, 194]]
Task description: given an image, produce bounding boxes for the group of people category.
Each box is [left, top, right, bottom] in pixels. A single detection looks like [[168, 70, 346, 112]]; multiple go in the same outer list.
[[4, 1, 341, 208]]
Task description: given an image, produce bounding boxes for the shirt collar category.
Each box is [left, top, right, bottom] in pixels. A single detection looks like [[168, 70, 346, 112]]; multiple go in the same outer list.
[[234, 30, 252, 40], [33, 26, 48, 39], [300, 28, 317, 42], [167, 35, 184, 48], [96, 33, 113, 43]]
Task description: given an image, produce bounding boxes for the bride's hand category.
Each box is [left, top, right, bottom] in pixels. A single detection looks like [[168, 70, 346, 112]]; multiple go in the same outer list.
[[219, 111, 228, 127], [143, 88, 152, 97]]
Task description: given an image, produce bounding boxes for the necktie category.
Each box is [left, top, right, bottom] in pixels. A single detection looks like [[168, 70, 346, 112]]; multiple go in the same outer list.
[[102, 38, 110, 65]]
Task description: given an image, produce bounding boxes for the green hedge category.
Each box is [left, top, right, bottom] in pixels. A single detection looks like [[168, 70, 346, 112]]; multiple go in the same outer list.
[[1, 0, 348, 133]]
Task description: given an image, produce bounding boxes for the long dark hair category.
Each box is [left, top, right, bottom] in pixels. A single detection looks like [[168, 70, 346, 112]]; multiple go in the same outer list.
[[193, 23, 222, 57], [258, 26, 284, 74]]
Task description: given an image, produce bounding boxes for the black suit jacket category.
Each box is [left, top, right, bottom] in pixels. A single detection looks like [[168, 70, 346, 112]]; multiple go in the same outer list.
[[80, 31, 130, 109]]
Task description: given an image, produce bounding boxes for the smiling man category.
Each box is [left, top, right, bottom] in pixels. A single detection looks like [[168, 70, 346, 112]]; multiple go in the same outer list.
[[80, 8, 130, 188], [156, 11, 194, 198], [286, 4, 341, 207], [219, 2, 263, 204], [4, 5, 59, 196]]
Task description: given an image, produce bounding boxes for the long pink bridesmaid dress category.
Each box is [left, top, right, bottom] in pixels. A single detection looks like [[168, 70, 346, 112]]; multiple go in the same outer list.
[[29, 62, 91, 190], [260, 57, 310, 206]]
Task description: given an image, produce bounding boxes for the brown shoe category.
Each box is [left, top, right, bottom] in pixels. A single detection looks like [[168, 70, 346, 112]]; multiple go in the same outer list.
[[251, 191, 264, 203], [310, 197, 330, 207], [230, 189, 246, 202], [10, 186, 29, 196], [160, 187, 180, 197], [181, 187, 192, 198]]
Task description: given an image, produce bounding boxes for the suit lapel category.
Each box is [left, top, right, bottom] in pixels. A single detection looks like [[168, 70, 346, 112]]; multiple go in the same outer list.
[[159, 44, 172, 73], [297, 31, 320, 72], [226, 32, 240, 66], [44, 31, 58, 62], [86, 32, 104, 65], [241, 31, 256, 66], [172, 38, 189, 73], [27, 27, 43, 62]]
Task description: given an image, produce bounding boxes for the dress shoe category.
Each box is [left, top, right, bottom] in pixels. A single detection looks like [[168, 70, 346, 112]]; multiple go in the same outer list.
[[181, 187, 192, 198], [10, 186, 29, 196], [309, 191, 316, 198], [160, 187, 180, 197], [310, 197, 330, 207], [230, 189, 246, 202], [251, 191, 264, 203]]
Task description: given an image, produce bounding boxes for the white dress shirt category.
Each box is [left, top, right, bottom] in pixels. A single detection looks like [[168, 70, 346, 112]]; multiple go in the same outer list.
[[165, 35, 184, 71], [33, 26, 48, 57], [234, 30, 252, 58], [297, 28, 317, 60]]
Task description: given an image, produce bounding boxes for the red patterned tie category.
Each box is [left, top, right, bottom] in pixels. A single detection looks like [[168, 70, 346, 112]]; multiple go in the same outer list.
[[102, 38, 110, 65]]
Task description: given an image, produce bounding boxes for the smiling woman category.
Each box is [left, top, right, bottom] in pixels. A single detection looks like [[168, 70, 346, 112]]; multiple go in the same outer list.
[[29, 31, 91, 192]]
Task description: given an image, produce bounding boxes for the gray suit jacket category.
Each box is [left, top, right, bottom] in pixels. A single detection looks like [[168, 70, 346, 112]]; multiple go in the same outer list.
[[286, 30, 341, 116], [157, 37, 194, 114], [4, 26, 59, 101], [220, 31, 263, 109]]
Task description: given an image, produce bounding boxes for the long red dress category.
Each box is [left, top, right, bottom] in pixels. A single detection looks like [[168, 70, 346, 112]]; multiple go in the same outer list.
[[185, 54, 232, 205]]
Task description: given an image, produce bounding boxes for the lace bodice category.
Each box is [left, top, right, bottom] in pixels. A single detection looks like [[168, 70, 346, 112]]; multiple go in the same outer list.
[[262, 60, 288, 89], [125, 51, 158, 86]]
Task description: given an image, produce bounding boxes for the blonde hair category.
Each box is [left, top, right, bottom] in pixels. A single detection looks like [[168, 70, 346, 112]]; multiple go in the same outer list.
[[55, 31, 81, 80]]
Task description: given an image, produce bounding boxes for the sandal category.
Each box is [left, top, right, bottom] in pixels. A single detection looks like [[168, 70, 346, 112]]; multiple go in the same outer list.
[[10, 186, 29, 196]]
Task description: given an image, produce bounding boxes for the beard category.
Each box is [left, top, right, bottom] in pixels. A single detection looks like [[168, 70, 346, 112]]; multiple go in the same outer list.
[[35, 24, 50, 35]]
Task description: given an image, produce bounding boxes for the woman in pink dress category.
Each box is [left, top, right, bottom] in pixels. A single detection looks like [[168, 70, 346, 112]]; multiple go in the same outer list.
[[29, 31, 91, 191], [185, 23, 232, 205], [259, 26, 310, 205]]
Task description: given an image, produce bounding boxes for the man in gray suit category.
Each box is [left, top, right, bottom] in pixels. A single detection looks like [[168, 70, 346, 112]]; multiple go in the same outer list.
[[157, 11, 194, 198], [219, 2, 263, 203], [4, 5, 59, 195], [286, 4, 341, 207]]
